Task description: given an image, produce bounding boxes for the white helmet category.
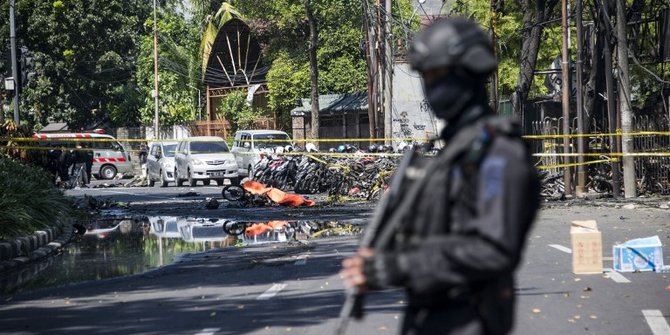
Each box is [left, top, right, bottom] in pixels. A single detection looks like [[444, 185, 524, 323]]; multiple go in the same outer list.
[[305, 143, 317, 152]]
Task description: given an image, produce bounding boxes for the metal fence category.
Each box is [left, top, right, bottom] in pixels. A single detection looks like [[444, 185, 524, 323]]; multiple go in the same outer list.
[[529, 114, 670, 195]]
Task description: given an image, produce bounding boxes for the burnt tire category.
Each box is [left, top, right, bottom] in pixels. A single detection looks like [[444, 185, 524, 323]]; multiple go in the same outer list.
[[222, 185, 245, 201]]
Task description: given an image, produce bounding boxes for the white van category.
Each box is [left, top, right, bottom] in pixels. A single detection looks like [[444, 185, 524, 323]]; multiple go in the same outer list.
[[230, 130, 293, 177], [174, 136, 239, 186], [33, 132, 133, 179]]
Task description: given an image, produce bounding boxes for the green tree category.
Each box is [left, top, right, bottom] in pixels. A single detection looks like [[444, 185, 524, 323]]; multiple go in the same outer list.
[[136, 4, 202, 127], [0, 0, 152, 129], [193, 0, 392, 129], [449, 0, 561, 103], [218, 90, 263, 130]]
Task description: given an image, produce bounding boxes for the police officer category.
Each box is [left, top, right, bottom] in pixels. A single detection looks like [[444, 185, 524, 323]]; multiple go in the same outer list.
[[340, 17, 540, 335]]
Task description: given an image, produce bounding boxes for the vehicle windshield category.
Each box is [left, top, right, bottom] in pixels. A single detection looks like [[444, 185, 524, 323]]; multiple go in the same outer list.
[[192, 226, 225, 238], [163, 144, 177, 157], [254, 134, 291, 148], [190, 141, 229, 154]]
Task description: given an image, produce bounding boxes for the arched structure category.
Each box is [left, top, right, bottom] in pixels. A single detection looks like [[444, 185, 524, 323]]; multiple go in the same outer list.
[[200, 4, 270, 136]]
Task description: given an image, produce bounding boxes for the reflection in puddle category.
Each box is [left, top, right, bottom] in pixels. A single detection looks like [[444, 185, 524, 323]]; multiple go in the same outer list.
[[0, 216, 362, 295]]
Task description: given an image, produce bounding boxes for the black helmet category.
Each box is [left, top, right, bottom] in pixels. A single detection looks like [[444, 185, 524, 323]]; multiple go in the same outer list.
[[408, 17, 496, 76]]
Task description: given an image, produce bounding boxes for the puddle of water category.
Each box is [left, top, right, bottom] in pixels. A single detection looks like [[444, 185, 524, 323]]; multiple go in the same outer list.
[[0, 216, 362, 295]]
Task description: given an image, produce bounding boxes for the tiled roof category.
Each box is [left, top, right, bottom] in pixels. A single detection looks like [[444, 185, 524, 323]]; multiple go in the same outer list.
[[290, 92, 368, 116]]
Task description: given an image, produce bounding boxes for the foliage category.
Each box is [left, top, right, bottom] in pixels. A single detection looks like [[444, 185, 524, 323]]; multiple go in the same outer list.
[[0, 0, 152, 130], [136, 4, 202, 127], [448, 0, 529, 96], [0, 156, 79, 239], [267, 52, 310, 117], [194, 0, 407, 129], [218, 90, 263, 131]]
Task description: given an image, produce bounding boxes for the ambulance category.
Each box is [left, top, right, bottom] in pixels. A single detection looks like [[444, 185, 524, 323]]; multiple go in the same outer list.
[[32, 132, 133, 179]]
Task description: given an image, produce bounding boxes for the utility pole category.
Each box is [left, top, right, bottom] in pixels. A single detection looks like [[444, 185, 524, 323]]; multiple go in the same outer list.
[[616, 0, 636, 197], [560, 0, 573, 195], [383, 0, 393, 145], [363, 0, 377, 142], [152, 0, 160, 139], [376, 0, 384, 141], [575, 0, 586, 195], [489, 0, 499, 113], [9, 0, 19, 124], [599, 0, 621, 198]]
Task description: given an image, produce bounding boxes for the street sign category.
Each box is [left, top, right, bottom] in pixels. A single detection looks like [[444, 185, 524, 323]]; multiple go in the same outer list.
[[4, 77, 15, 91]]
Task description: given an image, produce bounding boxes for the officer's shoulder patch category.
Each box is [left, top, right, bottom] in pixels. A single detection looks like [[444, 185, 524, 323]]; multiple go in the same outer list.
[[481, 155, 507, 202]]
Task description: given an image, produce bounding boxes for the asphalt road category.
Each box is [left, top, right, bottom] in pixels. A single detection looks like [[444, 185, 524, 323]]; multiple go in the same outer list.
[[1, 183, 669, 335]]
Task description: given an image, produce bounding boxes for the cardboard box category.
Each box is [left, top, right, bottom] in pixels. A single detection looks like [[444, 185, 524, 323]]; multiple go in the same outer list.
[[613, 236, 664, 272], [571, 220, 603, 274]]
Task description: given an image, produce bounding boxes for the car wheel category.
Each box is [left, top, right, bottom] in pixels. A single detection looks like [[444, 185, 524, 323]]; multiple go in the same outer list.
[[100, 165, 117, 180], [160, 170, 168, 187], [188, 170, 197, 187], [203, 180, 211, 186], [216, 180, 224, 186], [175, 168, 183, 186], [146, 169, 154, 187]]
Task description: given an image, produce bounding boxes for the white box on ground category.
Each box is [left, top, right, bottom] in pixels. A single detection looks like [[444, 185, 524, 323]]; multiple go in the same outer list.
[[613, 235, 664, 272]]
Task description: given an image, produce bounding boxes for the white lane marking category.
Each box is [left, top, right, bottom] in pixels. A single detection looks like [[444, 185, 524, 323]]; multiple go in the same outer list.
[[548, 244, 572, 254], [643, 310, 670, 335], [257, 283, 287, 300], [603, 268, 631, 283], [195, 328, 220, 335], [294, 255, 307, 266]]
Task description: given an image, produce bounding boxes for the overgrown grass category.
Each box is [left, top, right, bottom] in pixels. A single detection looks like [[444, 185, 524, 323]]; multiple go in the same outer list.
[[0, 156, 81, 239]]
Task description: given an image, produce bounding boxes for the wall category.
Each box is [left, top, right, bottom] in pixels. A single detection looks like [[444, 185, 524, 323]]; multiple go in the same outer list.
[[391, 63, 442, 147]]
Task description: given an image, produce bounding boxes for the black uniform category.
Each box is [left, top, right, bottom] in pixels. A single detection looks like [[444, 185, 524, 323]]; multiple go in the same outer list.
[[355, 17, 540, 335], [73, 146, 93, 185], [363, 103, 540, 335]]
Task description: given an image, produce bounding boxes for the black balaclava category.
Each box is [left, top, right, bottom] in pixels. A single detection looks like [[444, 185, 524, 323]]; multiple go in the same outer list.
[[424, 69, 477, 121], [423, 69, 491, 140]]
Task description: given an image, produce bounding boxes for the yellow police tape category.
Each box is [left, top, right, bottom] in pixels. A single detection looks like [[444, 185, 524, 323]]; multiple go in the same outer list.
[[5, 129, 670, 143], [0, 144, 405, 158], [0, 136, 428, 143], [3, 143, 665, 173], [534, 158, 613, 170], [5, 142, 670, 159]]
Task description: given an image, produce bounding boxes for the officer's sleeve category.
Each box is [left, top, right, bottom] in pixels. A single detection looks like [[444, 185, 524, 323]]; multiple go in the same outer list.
[[366, 140, 539, 293]]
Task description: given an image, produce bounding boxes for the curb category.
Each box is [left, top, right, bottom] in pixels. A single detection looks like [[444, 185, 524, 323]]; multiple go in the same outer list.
[[0, 225, 75, 274]]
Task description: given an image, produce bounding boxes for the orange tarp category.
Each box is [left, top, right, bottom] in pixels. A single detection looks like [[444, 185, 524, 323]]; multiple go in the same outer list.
[[244, 220, 291, 237], [245, 223, 271, 237], [242, 180, 315, 207], [243, 180, 273, 195]]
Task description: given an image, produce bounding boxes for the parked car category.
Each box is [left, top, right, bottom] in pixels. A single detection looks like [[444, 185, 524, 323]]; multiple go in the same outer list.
[[174, 136, 239, 187], [230, 130, 293, 177], [146, 141, 178, 187], [33, 132, 133, 179]]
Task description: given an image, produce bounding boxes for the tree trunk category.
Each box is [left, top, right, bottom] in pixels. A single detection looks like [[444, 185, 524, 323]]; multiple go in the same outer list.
[[303, 0, 320, 149], [616, 0, 636, 197], [512, 0, 560, 120]]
